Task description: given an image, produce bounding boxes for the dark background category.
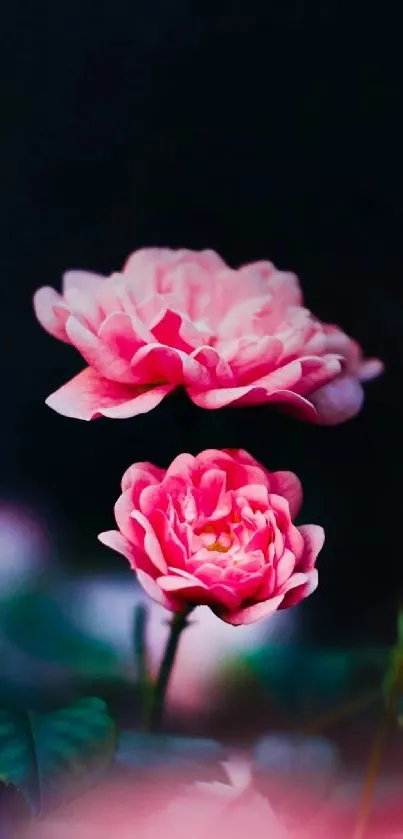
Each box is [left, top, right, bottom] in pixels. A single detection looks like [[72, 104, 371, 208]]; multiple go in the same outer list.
[[1, 0, 402, 646]]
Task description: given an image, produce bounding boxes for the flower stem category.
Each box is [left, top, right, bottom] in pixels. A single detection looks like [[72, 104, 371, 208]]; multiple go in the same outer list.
[[147, 607, 194, 732], [132, 603, 154, 730], [351, 710, 390, 839], [352, 608, 403, 839]]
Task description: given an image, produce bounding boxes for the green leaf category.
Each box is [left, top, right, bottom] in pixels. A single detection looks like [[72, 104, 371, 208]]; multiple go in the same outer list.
[[0, 698, 116, 815]]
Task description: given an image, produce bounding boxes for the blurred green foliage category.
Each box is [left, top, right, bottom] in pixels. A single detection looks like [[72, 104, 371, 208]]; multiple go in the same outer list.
[[0, 584, 120, 680], [0, 698, 116, 815], [221, 645, 390, 723]]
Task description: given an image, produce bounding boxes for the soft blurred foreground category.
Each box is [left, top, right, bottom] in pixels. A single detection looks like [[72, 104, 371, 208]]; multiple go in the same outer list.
[[14, 751, 403, 839], [1, 503, 403, 837]]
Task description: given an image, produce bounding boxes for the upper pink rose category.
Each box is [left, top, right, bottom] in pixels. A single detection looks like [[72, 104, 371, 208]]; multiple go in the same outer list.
[[34, 247, 383, 424], [98, 448, 324, 626]]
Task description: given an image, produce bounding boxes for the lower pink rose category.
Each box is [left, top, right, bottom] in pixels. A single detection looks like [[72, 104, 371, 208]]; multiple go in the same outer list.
[[99, 448, 324, 626]]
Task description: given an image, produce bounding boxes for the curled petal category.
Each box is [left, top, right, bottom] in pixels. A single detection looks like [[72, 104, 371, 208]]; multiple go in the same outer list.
[[297, 525, 325, 571], [221, 336, 284, 383], [66, 316, 135, 383], [292, 355, 343, 396], [131, 510, 168, 574], [238, 484, 269, 509], [33, 287, 71, 342], [157, 574, 211, 605], [136, 569, 184, 612], [270, 471, 302, 519], [166, 453, 197, 478], [208, 584, 242, 610], [191, 346, 235, 385], [279, 569, 319, 608], [151, 509, 188, 570], [358, 357, 384, 382], [150, 309, 211, 352], [219, 595, 285, 626], [310, 374, 365, 425], [121, 462, 165, 493], [197, 469, 231, 520], [46, 367, 175, 420], [187, 381, 318, 418], [62, 269, 105, 294], [98, 530, 137, 568], [131, 344, 212, 387], [275, 548, 296, 588], [114, 489, 140, 544], [98, 312, 154, 359]]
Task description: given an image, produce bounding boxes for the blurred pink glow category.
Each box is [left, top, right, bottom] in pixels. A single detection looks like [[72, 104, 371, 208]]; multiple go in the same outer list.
[[61, 576, 297, 715], [0, 502, 50, 593], [20, 759, 403, 839]]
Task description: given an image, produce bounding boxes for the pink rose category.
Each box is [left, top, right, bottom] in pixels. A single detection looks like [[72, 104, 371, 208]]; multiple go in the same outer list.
[[33, 248, 382, 424], [98, 448, 324, 625]]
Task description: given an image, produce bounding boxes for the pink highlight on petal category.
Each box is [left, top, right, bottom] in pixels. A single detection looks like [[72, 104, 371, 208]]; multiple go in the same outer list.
[[62, 269, 105, 294]]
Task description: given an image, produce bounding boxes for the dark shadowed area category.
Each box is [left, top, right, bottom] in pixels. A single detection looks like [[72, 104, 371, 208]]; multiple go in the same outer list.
[[1, 1, 402, 655]]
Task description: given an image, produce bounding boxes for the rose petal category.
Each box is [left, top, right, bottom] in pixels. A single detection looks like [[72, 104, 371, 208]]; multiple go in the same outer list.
[[166, 453, 196, 478], [270, 472, 302, 519], [297, 525, 325, 571], [136, 568, 184, 612], [62, 270, 105, 294], [131, 510, 168, 574], [98, 312, 153, 359], [293, 355, 343, 396], [114, 489, 139, 543], [150, 309, 211, 352], [275, 548, 296, 588], [130, 344, 212, 387], [65, 315, 136, 383], [121, 462, 165, 491], [187, 383, 318, 418], [33, 287, 71, 342], [151, 509, 188, 571], [310, 375, 365, 425], [279, 569, 319, 608], [97, 530, 137, 568], [45, 367, 175, 420], [219, 595, 285, 626], [358, 357, 384, 382], [157, 574, 211, 605]]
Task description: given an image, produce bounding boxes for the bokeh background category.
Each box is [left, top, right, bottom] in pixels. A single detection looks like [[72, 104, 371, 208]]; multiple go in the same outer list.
[[1, 1, 403, 747]]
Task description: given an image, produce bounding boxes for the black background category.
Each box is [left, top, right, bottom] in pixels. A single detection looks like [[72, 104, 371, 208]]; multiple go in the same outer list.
[[1, 0, 402, 646]]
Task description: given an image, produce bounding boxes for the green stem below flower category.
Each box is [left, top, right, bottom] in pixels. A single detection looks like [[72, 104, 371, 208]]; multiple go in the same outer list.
[[147, 606, 195, 732]]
